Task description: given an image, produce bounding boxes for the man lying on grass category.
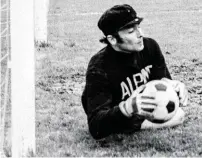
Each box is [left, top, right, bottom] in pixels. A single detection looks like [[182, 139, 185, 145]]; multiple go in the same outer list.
[[81, 4, 188, 140]]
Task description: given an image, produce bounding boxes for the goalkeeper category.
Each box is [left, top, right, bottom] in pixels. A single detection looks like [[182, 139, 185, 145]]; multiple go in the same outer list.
[[81, 4, 188, 140]]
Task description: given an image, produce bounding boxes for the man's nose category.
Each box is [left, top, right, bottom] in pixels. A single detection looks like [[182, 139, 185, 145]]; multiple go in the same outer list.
[[136, 28, 143, 37]]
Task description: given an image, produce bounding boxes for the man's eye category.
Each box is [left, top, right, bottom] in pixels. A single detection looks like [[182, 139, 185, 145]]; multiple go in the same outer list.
[[128, 29, 134, 33]]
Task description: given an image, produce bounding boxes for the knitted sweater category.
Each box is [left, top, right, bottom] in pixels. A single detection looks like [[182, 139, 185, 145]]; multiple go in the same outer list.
[[81, 37, 171, 139]]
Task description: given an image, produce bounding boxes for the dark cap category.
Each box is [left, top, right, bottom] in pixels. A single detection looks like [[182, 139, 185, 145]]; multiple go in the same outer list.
[[98, 4, 143, 36]]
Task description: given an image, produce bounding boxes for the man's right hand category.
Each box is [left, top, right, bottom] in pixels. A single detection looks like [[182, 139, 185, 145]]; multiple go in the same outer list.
[[141, 107, 185, 129], [119, 85, 157, 119]]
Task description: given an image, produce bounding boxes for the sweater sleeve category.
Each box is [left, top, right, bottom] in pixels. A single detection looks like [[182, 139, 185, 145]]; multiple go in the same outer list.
[[82, 69, 143, 140], [149, 39, 172, 80]]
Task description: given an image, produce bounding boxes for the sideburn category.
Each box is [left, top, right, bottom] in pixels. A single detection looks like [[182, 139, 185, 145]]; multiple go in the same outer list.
[[113, 33, 124, 43]]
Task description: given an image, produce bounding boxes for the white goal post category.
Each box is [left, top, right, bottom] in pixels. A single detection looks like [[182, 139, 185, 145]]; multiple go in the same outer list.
[[10, 0, 49, 157], [10, 0, 35, 157]]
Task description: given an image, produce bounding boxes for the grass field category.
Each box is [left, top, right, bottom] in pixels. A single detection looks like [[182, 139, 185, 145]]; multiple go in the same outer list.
[[35, 0, 202, 157]]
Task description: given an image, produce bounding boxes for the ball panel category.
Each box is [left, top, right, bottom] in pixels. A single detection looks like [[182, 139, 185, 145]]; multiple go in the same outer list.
[[166, 101, 175, 113], [155, 91, 169, 108], [155, 83, 167, 91], [153, 106, 168, 120]]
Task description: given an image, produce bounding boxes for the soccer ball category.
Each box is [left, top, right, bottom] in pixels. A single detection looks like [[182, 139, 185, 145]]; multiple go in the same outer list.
[[141, 80, 180, 123]]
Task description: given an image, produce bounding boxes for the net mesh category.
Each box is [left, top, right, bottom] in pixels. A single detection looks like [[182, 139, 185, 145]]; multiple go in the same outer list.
[[1, 0, 11, 157]]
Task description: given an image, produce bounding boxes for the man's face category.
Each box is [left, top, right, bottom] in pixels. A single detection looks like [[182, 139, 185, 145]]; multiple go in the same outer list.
[[115, 24, 144, 53]]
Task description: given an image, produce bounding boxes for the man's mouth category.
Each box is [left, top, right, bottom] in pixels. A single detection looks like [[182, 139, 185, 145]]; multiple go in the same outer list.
[[137, 38, 143, 45], [137, 41, 142, 45]]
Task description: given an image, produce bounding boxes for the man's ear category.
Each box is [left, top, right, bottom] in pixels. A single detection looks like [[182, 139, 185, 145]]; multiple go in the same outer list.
[[106, 35, 117, 46]]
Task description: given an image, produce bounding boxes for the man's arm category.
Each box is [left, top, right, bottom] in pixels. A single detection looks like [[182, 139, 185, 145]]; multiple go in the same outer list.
[[83, 70, 140, 140]]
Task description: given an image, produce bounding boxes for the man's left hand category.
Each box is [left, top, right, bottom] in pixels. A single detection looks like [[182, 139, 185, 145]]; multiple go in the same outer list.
[[161, 78, 188, 107], [141, 107, 185, 129]]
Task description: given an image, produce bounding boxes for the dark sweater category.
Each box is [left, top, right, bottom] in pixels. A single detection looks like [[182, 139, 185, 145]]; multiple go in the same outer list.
[[81, 37, 171, 139]]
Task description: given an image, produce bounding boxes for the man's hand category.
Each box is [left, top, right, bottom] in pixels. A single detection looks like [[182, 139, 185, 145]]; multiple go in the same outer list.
[[119, 85, 157, 119], [161, 78, 188, 107], [141, 107, 185, 129]]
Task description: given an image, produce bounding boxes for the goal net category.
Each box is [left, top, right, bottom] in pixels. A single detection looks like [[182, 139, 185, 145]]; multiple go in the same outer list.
[[0, 0, 11, 157]]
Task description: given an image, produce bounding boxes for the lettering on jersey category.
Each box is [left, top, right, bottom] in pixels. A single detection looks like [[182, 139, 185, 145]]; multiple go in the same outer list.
[[127, 77, 134, 93], [121, 82, 131, 99], [121, 65, 152, 100]]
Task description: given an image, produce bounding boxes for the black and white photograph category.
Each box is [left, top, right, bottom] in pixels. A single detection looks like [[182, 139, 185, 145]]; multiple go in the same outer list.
[[1, 0, 202, 157]]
